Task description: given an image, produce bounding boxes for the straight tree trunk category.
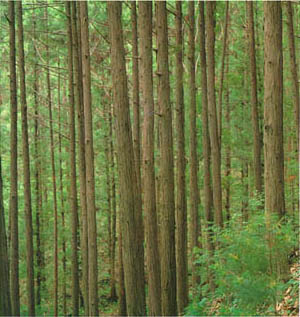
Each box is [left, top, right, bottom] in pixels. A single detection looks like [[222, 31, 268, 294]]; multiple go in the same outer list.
[[246, 1, 263, 194], [0, 156, 11, 315], [175, 2, 188, 313], [117, 222, 126, 316], [199, 1, 215, 291], [65, 3, 79, 315], [188, 1, 201, 291], [79, 2, 98, 315], [264, 1, 285, 219], [107, 2, 146, 315], [16, 2, 35, 315], [156, 2, 177, 315], [139, 2, 161, 315], [8, 2, 20, 314], [57, 62, 67, 316], [71, 3, 89, 314], [45, 6, 59, 313], [217, 2, 229, 147], [206, 1, 223, 228], [286, 2, 299, 165]]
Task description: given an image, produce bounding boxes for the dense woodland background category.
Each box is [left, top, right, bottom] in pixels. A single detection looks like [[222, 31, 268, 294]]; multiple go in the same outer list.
[[0, 1, 299, 316]]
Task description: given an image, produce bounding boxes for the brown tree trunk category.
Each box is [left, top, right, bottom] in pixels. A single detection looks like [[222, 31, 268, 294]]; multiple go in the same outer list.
[[206, 1, 223, 228], [8, 2, 20, 314], [175, 2, 188, 313], [246, 1, 263, 194], [217, 2, 229, 147], [199, 1, 215, 291], [107, 2, 146, 315], [71, 2, 89, 314], [264, 1, 285, 218], [139, 2, 162, 315], [286, 2, 299, 167], [0, 156, 11, 315], [79, 2, 98, 315], [156, 2, 177, 315], [188, 0, 201, 292], [16, 2, 35, 315], [65, 3, 79, 315]]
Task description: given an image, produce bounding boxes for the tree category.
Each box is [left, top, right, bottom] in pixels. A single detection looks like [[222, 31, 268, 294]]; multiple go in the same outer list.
[[206, 1, 223, 228], [264, 1, 285, 219], [8, 2, 20, 314], [79, 2, 98, 315], [175, 1, 188, 313], [156, 2, 177, 315], [16, 2, 35, 315], [139, 2, 161, 315], [246, 1, 263, 194], [107, 2, 146, 315]]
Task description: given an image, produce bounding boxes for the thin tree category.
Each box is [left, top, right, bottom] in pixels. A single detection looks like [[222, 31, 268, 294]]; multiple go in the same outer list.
[[206, 1, 223, 228], [188, 0, 201, 291], [71, 2, 89, 314], [264, 1, 285, 219], [0, 156, 11, 315], [246, 1, 263, 194], [16, 2, 35, 315], [175, 1, 188, 313], [65, 2, 79, 315], [79, 2, 98, 314], [107, 2, 146, 315], [139, 1, 161, 315], [8, 1, 20, 314], [156, 1, 177, 315]]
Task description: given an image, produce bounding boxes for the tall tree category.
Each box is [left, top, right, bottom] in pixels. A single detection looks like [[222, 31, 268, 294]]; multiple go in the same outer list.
[[8, 2, 20, 314], [188, 0, 201, 291], [156, 1, 177, 315], [65, 2, 79, 315], [246, 1, 263, 194], [0, 156, 11, 315], [17, 2, 35, 315], [71, 2, 89, 314], [206, 1, 223, 228], [175, 1, 188, 313], [79, 2, 98, 315], [139, 2, 161, 315], [107, 2, 146, 315], [264, 1, 285, 218]]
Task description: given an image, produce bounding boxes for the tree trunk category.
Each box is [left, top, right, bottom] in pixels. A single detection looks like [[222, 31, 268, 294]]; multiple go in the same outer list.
[[0, 156, 11, 315], [65, 3, 79, 315], [206, 1, 223, 228], [175, 2, 188, 313], [72, 2, 89, 314], [156, 2, 177, 315], [139, 2, 162, 315], [79, 2, 98, 315], [16, 2, 35, 315], [107, 2, 146, 315], [8, 2, 20, 314], [264, 1, 285, 218], [246, 1, 263, 194]]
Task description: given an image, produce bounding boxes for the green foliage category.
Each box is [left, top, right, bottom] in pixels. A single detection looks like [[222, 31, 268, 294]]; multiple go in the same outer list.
[[187, 213, 297, 316]]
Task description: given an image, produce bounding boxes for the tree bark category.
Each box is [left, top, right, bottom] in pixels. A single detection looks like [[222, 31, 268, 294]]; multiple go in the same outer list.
[[206, 1, 223, 228], [246, 1, 263, 194], [139, 2, 162, 315], [107, 2, 146, 315], [16, 2, 35, 315], [8, 2, 20, 314], [79, 2, 98, 315], [264, 1, 285, 219], [175, 2, 188, 314], [156, 2, 177, 315]]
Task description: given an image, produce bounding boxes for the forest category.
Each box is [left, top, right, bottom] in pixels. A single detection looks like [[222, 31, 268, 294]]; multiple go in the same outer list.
[[0, 0, 299, 316]]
